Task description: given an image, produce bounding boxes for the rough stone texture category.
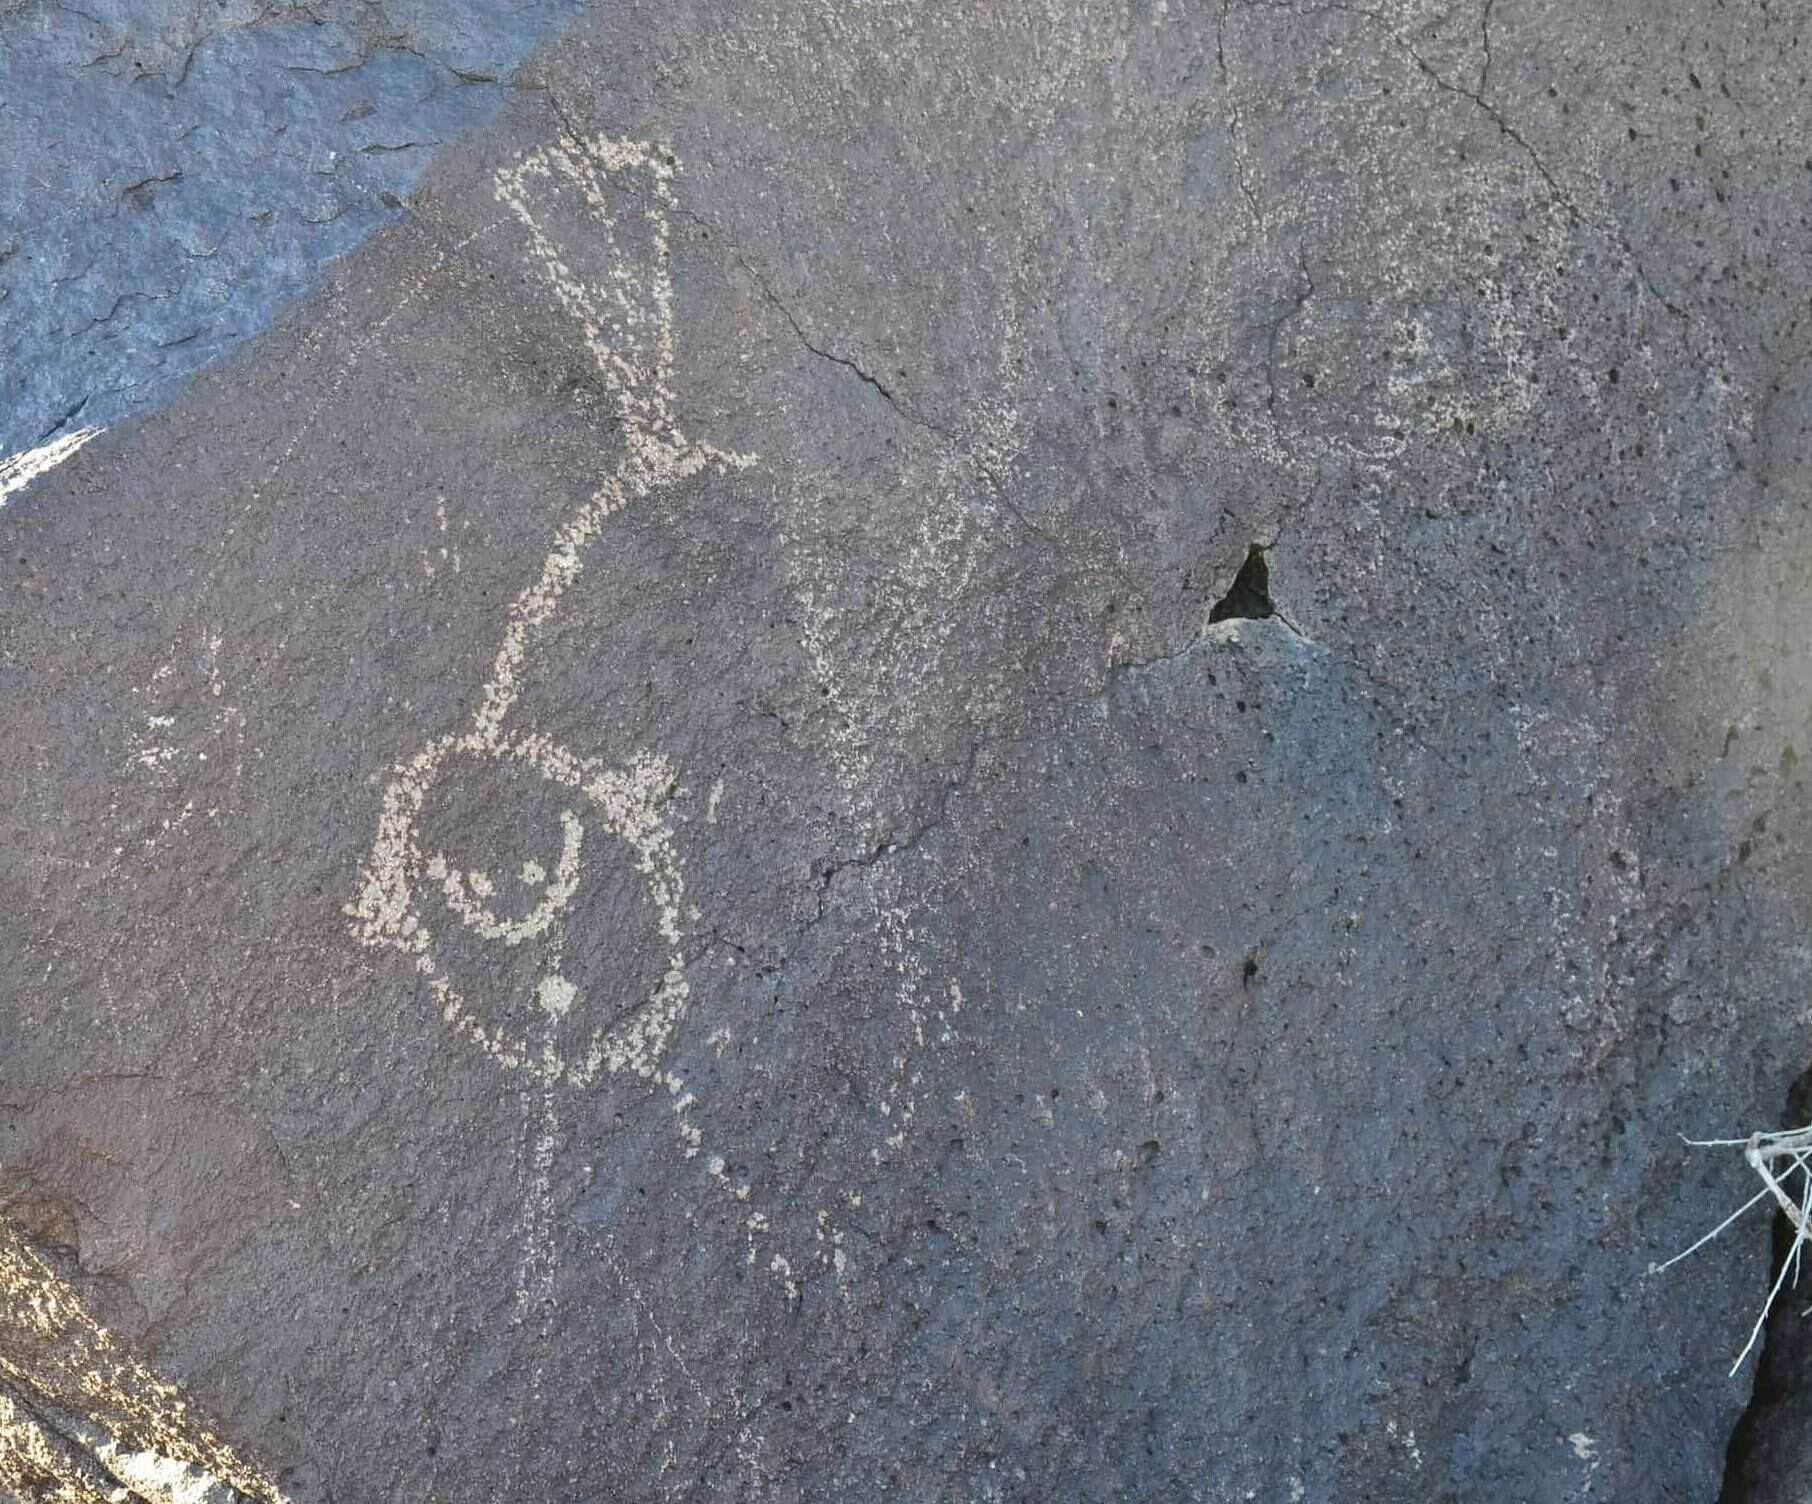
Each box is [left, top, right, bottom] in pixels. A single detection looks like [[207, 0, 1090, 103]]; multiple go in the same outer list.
[[0, 0, 582, 455], [5, 1, 1812, 1500]]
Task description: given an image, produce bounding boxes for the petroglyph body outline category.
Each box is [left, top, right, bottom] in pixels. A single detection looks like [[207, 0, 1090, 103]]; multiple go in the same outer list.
[[346, 136, 756, 1089]]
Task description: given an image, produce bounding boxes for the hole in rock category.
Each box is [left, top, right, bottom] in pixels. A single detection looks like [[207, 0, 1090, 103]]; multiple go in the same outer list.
[[1209, 545, 1275, 623]]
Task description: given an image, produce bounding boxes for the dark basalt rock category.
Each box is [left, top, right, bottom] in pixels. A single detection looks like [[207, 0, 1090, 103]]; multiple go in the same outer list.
[[5, 2, 1812, 1500]]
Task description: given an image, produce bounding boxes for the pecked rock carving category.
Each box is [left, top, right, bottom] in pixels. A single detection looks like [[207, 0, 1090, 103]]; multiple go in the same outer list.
[[345, 136, 757, 1096]]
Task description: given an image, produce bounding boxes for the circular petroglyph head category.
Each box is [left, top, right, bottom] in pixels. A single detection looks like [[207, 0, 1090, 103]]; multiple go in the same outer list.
[[349, 739, 690, 1085]]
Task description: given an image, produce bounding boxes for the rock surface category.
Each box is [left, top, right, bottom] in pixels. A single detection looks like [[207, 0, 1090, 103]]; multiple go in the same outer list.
[[5, 1, 1812, 1500], [0, 0, 582, 455]]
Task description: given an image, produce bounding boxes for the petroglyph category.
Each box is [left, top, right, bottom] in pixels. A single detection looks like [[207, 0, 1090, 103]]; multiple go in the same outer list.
[[346, 136, 756, 1093], [0, 1218, 288, 1504], [337, 131, 974, 1328]]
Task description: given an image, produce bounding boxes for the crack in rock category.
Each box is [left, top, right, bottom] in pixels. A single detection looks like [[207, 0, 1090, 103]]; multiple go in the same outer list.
[[1232, 0, 1705, 356]]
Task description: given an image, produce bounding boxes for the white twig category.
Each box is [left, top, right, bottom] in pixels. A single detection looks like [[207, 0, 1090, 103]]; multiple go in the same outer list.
[[1792, 1170, 1812, 1290], [1662, 1124, 1812, 1374], [1732, 1229, 1800, 1377], [1649, 1185, 1774, 1276]]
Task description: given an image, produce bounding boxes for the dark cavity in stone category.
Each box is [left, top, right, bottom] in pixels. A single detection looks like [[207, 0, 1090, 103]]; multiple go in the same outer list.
[[1209, 545, 1275, 624]]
